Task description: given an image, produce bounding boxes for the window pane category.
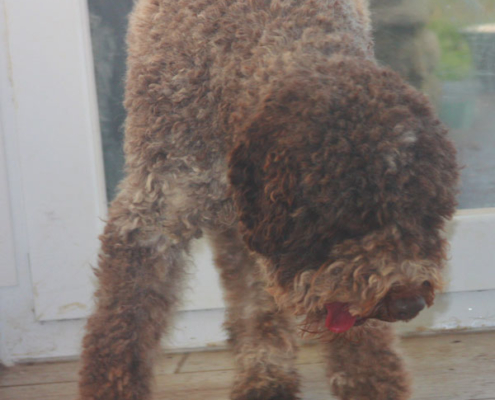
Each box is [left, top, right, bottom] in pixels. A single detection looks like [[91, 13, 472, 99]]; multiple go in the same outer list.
[[89, 0, 495, 209], [88, 0, 133, 202], [371, 0, 495, 209]]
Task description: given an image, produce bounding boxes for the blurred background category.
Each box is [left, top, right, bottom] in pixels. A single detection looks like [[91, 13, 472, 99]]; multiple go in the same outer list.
[[372, 0, 495, 209]]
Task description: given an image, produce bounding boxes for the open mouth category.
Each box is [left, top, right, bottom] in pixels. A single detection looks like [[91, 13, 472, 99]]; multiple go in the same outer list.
[[325, 303, 367, 333]]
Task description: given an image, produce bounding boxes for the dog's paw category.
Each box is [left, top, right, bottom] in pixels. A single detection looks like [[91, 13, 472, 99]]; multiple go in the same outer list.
[[231, 379, 300, 400], [330, 371, 411, 400], [232, 388, 299, 400]]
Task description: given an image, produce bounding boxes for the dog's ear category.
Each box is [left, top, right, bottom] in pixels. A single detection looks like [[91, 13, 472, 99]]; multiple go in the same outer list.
[[228, 136, 297, 257]]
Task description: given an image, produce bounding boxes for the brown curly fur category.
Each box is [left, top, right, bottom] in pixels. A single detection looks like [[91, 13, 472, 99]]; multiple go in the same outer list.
[[78, 1, 458, 399]]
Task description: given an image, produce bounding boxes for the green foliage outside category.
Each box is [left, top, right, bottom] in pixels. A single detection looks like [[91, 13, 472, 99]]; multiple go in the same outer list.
[[428, 0, 495, 81], [428, 19, 472, 80]]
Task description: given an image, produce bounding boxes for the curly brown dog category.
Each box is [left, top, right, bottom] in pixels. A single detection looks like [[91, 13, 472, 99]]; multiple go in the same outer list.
[[78, 1, 459, 399]]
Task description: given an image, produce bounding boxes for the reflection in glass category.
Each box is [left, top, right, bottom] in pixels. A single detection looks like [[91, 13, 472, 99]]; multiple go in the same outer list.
[[89, 0, 495, 208], [371, 0, 495, 209]]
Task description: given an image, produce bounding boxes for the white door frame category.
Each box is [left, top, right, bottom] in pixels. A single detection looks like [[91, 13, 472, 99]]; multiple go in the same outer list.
[[1, 0, 494, 364], [0, 78, 17, 288]]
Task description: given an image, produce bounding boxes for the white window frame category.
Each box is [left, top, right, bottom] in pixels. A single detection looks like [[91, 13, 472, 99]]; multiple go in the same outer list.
[[0, 97, 17, 288]]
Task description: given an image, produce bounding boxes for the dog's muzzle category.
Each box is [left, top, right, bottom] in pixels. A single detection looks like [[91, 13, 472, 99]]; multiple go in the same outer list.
[[388, 295, 426, 321], [324, 294, 427, 333]]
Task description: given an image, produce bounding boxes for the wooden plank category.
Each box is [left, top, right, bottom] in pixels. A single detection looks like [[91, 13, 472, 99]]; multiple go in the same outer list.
[[179, 342, 324, 373], [0, 353, 184, 387], [401, 331, 495, 370], [401, 332, 495, 400], [296, 342, 326, 365], [0, 332, 494, 400], [0, 367, 327, 400], [0, 382, 77, 400], [179, 349, 234, 373], [163, 333, 495, 400], [0, 361, 80, 388], [153, 353, 187, 376], [3, 361, 493, 400], [0, 371, 234, 400]]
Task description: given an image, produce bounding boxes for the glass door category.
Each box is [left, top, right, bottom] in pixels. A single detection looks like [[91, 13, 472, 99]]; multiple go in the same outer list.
[[372, 0, 495, 209], [371, 0, 495, 294], [6, 0, 493, 325], [2, 0, 494, 364], [89, 0, 495, 295]]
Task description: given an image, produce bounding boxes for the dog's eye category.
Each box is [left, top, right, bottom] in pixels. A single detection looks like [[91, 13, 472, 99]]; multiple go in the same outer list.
[[422, 280, 431, 288]]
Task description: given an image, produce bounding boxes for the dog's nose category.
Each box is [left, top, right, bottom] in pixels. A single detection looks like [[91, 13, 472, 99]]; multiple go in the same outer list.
[[389, 296, 426, 321]]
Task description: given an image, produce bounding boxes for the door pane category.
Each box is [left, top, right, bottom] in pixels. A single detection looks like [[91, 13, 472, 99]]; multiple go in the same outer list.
[[87, 0, 133, 201], [371, 0, 495, 209], [88, 0, 495, 209]]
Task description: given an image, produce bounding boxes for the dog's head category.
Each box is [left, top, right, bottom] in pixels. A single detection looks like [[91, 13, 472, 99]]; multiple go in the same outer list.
[[228, 56, 458, 334]]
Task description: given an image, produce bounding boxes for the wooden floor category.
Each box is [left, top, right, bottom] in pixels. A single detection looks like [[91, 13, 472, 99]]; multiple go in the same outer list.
[[1, 331, 494, 400]]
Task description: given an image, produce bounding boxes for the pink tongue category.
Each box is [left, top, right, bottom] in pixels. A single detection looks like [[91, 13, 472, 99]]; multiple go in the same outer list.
[[325, 303, 357, 333]]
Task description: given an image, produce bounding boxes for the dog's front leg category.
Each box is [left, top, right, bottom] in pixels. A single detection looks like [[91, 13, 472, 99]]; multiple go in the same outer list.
[[324, 321, 411, 400], [78, 186, 196, 400]]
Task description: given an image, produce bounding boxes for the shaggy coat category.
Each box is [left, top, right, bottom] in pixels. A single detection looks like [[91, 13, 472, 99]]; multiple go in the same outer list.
[[78, 1, 458, 399]]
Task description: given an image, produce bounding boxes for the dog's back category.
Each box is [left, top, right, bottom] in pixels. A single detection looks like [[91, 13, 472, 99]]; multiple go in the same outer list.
[[118, 0, 377, 226], [124, 0, 373, 168]]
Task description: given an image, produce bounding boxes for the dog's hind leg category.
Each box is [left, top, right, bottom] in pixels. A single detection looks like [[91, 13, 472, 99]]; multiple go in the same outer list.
[[210, 228, 300, 400], [78, 173, 201, 400], [324, 321, 412, 400]]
